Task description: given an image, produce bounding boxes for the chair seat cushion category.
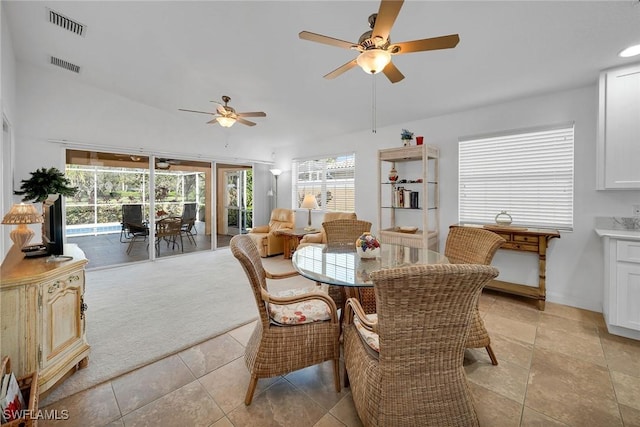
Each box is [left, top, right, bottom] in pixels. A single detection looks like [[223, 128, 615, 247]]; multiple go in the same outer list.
[[269, 288, 332, 325], [354, 313, 379, 352]]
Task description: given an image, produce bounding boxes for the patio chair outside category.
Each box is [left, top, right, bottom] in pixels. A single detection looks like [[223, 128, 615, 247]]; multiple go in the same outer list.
[[181, 202, 198, 245], [120, 204, 145, 243], [156, 217, 183, 254]]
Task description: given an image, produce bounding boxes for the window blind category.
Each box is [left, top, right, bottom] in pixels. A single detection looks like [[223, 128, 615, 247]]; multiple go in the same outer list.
[[459, 124, 574, 230], [292, 153, 355, 212]]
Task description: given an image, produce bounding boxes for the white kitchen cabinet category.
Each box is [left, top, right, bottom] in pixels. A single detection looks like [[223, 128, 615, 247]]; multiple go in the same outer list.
[[596, 229, 640, 340], [597, 62, 640, 189]]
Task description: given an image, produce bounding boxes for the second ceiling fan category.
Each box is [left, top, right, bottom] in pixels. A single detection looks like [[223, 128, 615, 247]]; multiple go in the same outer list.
[[299, 0, 459, 83], [179, 95, 266, 127]]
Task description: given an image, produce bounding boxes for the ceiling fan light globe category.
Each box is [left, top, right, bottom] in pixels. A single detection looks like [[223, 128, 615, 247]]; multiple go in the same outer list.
[[217, 116, 236, 127], [356, 49, 391, 74], [619, 43, 640, 58]]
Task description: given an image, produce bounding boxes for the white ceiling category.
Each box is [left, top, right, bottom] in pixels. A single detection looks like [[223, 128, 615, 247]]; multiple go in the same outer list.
[[4, 1, 640, 152]]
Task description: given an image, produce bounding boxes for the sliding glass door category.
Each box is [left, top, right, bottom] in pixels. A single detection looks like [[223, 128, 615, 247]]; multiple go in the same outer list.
[[65, 150, 212, 268], [216, 164, 252, 248]]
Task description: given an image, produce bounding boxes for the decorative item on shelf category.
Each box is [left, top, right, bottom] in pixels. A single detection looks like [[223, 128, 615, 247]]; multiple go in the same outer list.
[[416, 136, 424, 145], [396, 226, 418, 234], [300, 194, 318, 231], [388, 163, 398, 182], [356, 233, 381, 259], [495, 210, 513, 226], [401, 129, 414, 147]]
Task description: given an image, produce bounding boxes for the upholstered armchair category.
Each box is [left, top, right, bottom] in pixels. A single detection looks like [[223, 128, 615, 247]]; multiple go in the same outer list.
[[299, 211, 357, 245], [247, 208, 295, 257]]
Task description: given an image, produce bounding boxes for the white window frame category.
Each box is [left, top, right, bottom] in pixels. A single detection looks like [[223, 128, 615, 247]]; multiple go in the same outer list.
[[292, 153, 356, 212], [458, 123, 574, 231]]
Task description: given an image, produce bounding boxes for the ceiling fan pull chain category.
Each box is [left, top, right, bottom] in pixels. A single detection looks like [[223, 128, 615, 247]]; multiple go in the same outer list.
[[371, 74, 377, 133]]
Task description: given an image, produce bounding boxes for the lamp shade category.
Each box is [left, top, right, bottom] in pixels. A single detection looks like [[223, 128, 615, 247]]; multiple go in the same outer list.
[[356, 49, 391, 74], [217, 116, 236, 127], [2, 203, 43, 225], [301, 194, 318, 210], [269, 168, 282, 176], [2, 203, 44, 251]]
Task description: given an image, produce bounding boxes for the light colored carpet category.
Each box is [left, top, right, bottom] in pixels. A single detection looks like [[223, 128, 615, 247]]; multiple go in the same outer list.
[[41, 249, 300, 406]]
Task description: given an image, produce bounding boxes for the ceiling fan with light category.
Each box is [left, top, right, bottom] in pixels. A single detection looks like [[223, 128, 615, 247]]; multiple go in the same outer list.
[[179, 95, 266, 127], [299, 0, 459, 83], [155, 158, 180, 170]]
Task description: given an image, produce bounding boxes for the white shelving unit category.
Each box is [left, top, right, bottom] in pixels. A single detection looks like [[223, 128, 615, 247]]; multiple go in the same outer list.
[[377, 145, 439, 251]]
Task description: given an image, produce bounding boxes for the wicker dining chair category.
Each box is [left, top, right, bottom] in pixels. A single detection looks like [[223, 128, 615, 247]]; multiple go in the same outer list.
[[444, 226, 506, 365], [230, 235, 341, 405], [343, 263, 500, 427], [322, 219, 373, 312]]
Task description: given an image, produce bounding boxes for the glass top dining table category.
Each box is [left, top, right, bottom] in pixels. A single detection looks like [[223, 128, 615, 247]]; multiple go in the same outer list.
[[292, 243, 449, 287]]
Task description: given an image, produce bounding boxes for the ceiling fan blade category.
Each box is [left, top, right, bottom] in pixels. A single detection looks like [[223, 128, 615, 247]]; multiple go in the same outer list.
[[372, 0, 404, 42], [382, 61, 405, 83], [392, 34, 460, 54], [323, 59, 358, 80], [216, 105, 227, 115], [206, 118, 220, 125], [237, 112, 266, 118], [179, 108, 215, 115], [236, 118, 257, 127], [299, 31, 355, 49]]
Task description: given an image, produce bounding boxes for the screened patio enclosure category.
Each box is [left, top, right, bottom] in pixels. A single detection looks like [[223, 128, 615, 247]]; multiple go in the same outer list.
[[65, 149, 214, 268]]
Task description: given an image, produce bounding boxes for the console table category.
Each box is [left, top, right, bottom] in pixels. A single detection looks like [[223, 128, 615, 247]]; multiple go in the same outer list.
[[0, 244, 90, 396], [451, 224, 560, 310]]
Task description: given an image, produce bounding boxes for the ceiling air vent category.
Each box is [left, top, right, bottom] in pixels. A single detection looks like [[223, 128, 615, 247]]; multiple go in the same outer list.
[[47, 8, 86, 37], [50, 56, 81, 74]]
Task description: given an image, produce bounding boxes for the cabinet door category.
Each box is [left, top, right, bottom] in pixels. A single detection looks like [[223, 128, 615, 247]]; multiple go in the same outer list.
[[41, 271, 85, 368], [616, 262, 640, 331], [599, 63, 640, 189]]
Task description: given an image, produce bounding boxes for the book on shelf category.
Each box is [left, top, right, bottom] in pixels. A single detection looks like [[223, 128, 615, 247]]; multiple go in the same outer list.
[[0, 372, 26, 423]]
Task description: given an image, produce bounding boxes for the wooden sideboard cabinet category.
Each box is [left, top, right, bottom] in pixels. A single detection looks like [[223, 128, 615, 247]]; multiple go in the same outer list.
[[1, 244, 90, 395], [451, 224, 560, 310]]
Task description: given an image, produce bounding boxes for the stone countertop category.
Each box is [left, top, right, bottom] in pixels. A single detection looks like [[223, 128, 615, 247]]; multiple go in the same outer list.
[[595, 228, 640, 241]]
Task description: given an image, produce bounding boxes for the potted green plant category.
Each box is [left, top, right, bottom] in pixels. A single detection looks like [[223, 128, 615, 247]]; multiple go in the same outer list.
[[401, 129, 414, 146], [14, 167, 78, 239], [14, 167, 78, 203]]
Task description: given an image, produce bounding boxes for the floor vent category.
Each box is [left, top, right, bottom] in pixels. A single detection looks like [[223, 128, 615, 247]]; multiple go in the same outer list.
[[51, 56, 81, 74], [47, 8, 86, 37]]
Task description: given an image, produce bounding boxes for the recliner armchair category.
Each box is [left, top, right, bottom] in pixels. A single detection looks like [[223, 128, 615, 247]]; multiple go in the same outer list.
[[247, 208, 295, 257]]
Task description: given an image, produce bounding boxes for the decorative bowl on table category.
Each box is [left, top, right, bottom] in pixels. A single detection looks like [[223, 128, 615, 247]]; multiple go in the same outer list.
[[355, 233, 381, 259]]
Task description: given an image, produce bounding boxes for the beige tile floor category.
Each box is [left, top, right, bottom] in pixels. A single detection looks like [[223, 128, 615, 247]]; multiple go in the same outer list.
[[40, 291, 640, 427]]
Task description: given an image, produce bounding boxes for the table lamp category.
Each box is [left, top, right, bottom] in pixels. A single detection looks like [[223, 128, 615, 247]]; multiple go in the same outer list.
[[2, 203, 44, 251], [300, 194, 318, 231]]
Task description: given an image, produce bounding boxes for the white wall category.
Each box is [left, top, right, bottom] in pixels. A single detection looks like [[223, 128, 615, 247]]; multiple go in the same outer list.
[[1, 3, 19, 257], [8, 50, 640, 311], [13, 63, 276, 179], [279, 85, 640, 313]]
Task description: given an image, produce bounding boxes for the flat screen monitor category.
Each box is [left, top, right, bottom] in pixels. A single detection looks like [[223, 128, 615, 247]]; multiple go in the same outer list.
[[43, 195, 64, 256]]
